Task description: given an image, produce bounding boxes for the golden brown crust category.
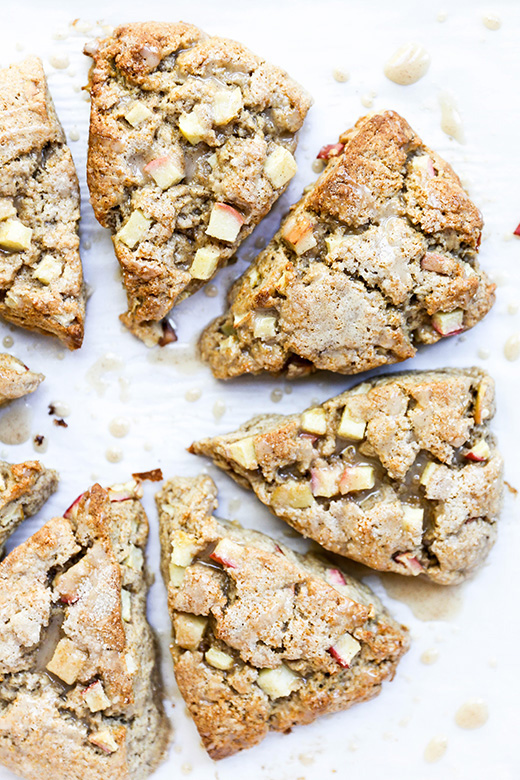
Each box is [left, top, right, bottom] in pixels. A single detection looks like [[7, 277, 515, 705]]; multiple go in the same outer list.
[[199, 110, 494, 379], [85, 22, 312, 345], [156, 475, 408, 759], [191, 368, 504, 585], [0, 353, 44, 406], [0, 58, 85, 349]]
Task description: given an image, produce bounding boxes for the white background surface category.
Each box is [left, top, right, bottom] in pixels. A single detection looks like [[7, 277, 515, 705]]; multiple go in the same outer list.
[[1, 0, 519, 778]]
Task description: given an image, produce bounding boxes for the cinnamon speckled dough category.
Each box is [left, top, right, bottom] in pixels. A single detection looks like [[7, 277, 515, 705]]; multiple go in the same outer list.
[[191, 369, 504, 585], [85, 22, 312, 346], [199, 111, 495, 378], [0, 481, 171, 780], [0, 58, 85, 349], [156, 475, 408, 759], [0, 353, 44, 406], [0, 459, 58, 557]]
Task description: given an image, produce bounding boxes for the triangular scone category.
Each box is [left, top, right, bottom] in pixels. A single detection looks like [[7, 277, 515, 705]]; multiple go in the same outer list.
[[0, 481, 171, 780], [191, 369, 504, 585], [156, 475, 409, 759], [0, 353, 44, 405], [0, 459, 58, 557], [0, 58, 85, 349], [199, 111, 495, 378], [85, 22, 312, 346]]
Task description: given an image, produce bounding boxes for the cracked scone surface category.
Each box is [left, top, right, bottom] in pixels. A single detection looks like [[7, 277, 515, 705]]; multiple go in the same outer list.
[[0, 481, 171, 780], [199, 110, 495, 378], [156, 475, 408, 759], [0, 353, 44, 405], [85, 21, 312, 346], [0, 58, 85, 349], [191, 369, 504, 585], [0, 459, 58, 557]]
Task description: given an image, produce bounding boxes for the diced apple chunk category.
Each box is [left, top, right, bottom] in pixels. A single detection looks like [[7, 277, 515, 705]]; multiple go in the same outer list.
[[227, 437, 258, 470], [171, 532, 197, 567], [212, 88, 243, 125], [337, 408, 366, 440], [116, 210, 151, 248], [169, 563, 186, 587], [257, 665, 300, 699], [210, 538, 241, 569], [125, 653, 137, 674], [264, 146, 297, 188], [33, 256, 62, 284], [325, 568, 347, 588], [465, 440, 490, 462], [144, 155, 184, 189], [121, 589, 132, 622], [0, 219, 32, 252], [124, 102, 153, 128], [253, 313, 277, 339], [272, 481, 314, 509], [206, 202, 244, 243], [89, 729, 119, 753], [474, 381, 491, 424], [179, 111, 207, 144], [0, 200, 16, 221], [310, 464, 342, 498], [432, 309, 464, 336], [46, 638, 87, 684], [412, 154, 435, 177], [402, 505, 424, 534], [328, 632, 361, 668], [108, 480, 141, 502], [301, 407, 327, 435], [317, 143, 344, 160], [83, 681, 110, 713], [281, 214, 316, 255], [419, 461, 438, 487], [394, 552, 424, 575], [339, 465, 375, 494], [174, 613, 208, 650], [205, 647, 234, 671], [190, 246, 220, 280], [123, 546, 144, 571]]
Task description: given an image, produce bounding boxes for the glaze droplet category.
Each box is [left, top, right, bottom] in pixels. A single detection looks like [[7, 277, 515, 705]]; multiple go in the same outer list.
[[384, 43, 431, 85]]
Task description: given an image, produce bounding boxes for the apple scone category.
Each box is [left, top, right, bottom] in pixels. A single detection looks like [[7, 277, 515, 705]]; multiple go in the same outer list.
[[0, 459, 58, 557], [85, 22, 312, 346], [156, 475, 409, 759], [0, 481, 171, 780], [191, 369, 503, 585], [0, 353, 44, 406], [199, 110, 495, 378], [0, 58, 85, 349]]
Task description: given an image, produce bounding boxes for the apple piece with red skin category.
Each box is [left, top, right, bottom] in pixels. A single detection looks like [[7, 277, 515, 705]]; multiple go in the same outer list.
[[514, 223, 520, 237], [394, 552, 424, 575], [421, 252, 457, 274], [281, 214, 316, 255], [328, 632, 361, 668], [209, 538, 241, 569], [317, 143, 344, 160], [339, 465, 375, 494], [310, 464, 343, 498], [326, 568, 347, 587], [464, 440, 490, 462], [431, 309, 464, 337], [64, 492, 85, 519], [206, 203, 244, 243]]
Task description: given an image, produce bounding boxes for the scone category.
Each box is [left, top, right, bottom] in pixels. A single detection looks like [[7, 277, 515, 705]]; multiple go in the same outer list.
[[0, 58, 85, 349], [190, 369, 503, 585], [156, 475, 409, 759], [0, 353, 44, 405], [85, 21, 312, 346], [0, 480, 171, 780], [0, 459, 58, 557], [199, 110, 495, 378]]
